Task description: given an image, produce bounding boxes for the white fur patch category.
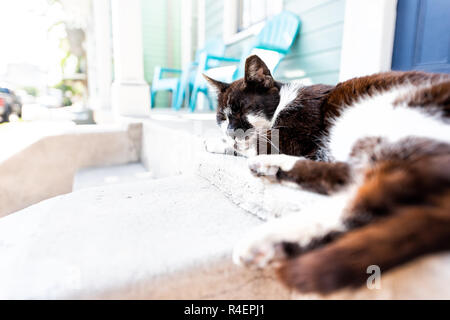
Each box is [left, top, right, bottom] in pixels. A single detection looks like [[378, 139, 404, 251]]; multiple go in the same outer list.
[[271, 81, 304, 126], [220, 120, 229, 136], [246, 114, 271, 129], [328, 85, 450, 161], [223, 107, 232, 117]]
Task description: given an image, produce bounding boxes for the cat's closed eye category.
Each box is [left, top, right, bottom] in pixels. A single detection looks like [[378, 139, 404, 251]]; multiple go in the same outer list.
[[230, 104, 241, 113]]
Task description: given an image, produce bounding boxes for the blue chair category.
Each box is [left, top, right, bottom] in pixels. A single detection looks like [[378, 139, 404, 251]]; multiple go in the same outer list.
[[189, 11, 301, 111], [150, 39, 225, 110], [150, 67, 181, 109]]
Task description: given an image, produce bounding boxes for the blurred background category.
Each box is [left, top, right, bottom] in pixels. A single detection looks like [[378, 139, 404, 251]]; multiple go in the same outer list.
[[0, 0, 448, 125], [0, 0, 92, 124]]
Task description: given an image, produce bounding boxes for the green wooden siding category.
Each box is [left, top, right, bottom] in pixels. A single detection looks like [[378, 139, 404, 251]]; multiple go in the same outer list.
[[141, 0, 182, 107], [204, 1, 224, 39], [204, 0, 346, 85]]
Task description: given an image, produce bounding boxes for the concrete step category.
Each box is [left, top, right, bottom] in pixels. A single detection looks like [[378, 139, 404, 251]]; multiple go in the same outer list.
[[73, 163, 153, 191], [0, 121, 141, 217], [0, 174, 291, 299]]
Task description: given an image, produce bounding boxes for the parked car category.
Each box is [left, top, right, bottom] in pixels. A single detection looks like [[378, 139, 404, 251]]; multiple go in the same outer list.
[[0, 87, 22, 123]]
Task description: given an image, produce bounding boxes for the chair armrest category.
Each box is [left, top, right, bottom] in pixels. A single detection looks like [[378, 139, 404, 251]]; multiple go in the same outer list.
[[205, 55, 240, 64], [153, 67, 183, 83], [159, 67, 183, 74], [194, 53, 241, 82], [197, 54, 240, 75]]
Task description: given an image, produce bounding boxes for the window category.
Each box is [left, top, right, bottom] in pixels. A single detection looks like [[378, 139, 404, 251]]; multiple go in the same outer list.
[[223, 0, 282, 44], [237, 0, 281, 32]]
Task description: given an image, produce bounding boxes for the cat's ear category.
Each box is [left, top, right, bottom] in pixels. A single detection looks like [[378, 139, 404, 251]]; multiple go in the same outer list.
[[244, 55, 274, 88], [203, 74, 229, 93]]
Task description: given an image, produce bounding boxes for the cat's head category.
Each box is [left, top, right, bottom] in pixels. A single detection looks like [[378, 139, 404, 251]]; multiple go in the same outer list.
[[204, 55, 281, 139]]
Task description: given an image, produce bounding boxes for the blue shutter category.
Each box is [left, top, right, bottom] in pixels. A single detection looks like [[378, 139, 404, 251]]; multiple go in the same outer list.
[[392, 0, 450, 73]]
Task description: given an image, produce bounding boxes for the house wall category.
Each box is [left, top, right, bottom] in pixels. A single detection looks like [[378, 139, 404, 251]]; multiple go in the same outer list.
[[204, 0, 346, 85], [141, 0, 182, 107]]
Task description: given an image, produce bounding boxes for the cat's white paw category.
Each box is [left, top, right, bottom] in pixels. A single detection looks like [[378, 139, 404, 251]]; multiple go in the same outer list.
[[233, 204, 346, 268], [247, 154, 302, 178], [232, 227, 288, 268], [232, 218, 304, 268], [204, 138, 233, 154]]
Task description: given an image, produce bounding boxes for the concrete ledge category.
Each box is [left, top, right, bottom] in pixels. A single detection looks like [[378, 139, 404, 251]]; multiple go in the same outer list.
[[0, 122, 142, 217], [3, 116, 448, 299], [197, 152, 325, 219], [96, 260, 291, 300], [0, 175, 291, 299], [141, 119, 325, 220]]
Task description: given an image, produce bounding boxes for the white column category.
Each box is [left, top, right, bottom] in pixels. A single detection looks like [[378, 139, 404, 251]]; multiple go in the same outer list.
[[181, 0, 193, 67], [197, 0, 205, 48], [196, 0, 206, 110], [111, 0, 150, 117], [90, 0, 113, 122], [339, 0, 398, 81]]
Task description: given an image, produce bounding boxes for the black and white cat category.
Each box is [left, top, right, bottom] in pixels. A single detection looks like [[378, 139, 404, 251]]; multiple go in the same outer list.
[[205, 55, 450, 294]]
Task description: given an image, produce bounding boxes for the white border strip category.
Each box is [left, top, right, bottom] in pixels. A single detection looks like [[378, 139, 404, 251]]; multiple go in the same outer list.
[[339, 0, 398, 82]]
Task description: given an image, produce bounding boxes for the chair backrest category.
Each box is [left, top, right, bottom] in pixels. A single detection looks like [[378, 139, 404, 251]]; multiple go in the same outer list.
[[255, 11, 301, 54], [235, 11, 300, 79], [195, 38, 225, 64]]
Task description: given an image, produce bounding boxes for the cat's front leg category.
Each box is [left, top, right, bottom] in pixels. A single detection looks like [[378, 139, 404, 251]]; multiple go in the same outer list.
[[248, 154, 303, 179], [233, 196, 347, 268], [248, 154, 351, 194], [204, 135, 258, 157]]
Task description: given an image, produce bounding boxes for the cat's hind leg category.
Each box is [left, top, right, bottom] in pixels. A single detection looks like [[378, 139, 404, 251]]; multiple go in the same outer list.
[[278, 193, 450, 294], [248, 154, 351, 194]]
